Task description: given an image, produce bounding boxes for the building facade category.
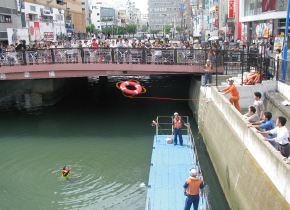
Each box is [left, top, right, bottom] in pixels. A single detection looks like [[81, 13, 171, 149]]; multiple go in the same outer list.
[[0, 0, 22, 44], [90, 4, 115, 31], [148, 0, 181, 32], [23, 0, 85, 33], [239, 0, 288, 44]]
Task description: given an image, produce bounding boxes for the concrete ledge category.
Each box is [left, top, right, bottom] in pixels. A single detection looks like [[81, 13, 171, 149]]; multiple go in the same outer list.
[[190, 85, 290, 209], [278, 82, 290, 100], [218, 80, 277, 109]]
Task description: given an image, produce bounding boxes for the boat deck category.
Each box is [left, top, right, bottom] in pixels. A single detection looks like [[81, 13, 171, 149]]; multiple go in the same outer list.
[[146, 135, 207, 210]]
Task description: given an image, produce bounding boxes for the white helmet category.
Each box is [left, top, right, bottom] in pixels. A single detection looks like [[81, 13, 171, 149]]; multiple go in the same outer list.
[[174, 112, 179, 116], [190, 168, 197, 177]]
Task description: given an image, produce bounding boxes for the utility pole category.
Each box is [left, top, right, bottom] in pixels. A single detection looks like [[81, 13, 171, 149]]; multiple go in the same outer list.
[[281, 0, 290, 82]]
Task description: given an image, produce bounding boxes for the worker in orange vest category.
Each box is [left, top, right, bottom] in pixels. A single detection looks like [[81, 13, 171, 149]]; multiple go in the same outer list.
[[183, 168, 204, 210], [218, 78, 241, 113], [172, 112, 190, 146]]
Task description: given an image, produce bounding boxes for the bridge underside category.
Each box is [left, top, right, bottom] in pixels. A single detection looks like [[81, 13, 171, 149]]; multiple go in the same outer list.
[[0, 64, 223, 80]]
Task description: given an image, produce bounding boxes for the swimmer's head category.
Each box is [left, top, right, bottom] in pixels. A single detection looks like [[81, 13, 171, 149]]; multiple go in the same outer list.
[[63, 166, 67, 170]]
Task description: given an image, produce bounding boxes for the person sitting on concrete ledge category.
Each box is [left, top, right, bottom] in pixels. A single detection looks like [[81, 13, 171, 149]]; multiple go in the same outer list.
[[257, 116, 290, 158], [243, 106, 259, 123], [247, 111, 277, 147]]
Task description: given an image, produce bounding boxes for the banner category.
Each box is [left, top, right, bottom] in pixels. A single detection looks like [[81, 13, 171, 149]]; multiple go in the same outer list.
[[274, 35, 284, 51], [255, 22, 267, 38], [241, 23, 245, 42], [268, 19, 273, 37], [215, 6, 219, 28], [29, 21, 54, 41], [228, 0, 234, 18], [262, 0, 276, 12]]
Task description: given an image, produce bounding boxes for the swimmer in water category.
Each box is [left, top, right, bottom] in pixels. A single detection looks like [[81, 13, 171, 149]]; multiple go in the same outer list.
[[62, 165, 71, 178]]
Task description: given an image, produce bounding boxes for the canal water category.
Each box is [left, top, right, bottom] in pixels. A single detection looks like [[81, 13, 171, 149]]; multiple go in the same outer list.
[[0, 75, 229, 210]]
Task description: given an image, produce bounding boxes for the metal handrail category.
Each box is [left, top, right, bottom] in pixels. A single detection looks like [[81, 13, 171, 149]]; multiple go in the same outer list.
[[187, 126, 211, 210], [153, 116, 210, 209], [147, 197, 151, 210]]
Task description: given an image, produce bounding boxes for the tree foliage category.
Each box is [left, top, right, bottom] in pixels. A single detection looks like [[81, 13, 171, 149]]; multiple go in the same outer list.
[[142, 27, 148, 32], [100, 25, 137, 35], [86, 24, 96, 33], [176, 26, 181, 32], [164, 25, 172, 34]]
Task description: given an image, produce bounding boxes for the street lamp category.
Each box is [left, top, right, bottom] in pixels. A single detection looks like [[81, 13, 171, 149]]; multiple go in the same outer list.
[[58, 7, 62, 39], [162, 14, 166, 37], [89, 10, 92, 36], [66, 7, 70, 32]]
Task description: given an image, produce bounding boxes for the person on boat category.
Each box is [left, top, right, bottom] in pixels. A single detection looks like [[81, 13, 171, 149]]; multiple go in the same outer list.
[[183, 168, 204, 210], [172, 112, 189, 146], [62, 165, 71, 178], [218, 79, 241, 113]]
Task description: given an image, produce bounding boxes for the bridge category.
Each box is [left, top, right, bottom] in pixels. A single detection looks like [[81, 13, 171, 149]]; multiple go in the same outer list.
[[0, 48, 251, 80]]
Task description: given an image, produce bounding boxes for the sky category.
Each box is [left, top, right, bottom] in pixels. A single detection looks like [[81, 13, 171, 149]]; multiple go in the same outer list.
[[120, 0, 148, 14]]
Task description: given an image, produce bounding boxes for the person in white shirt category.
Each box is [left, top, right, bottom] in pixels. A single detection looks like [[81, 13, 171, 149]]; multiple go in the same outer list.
[[110, 40, 117, 48], [56, 41, 64, 63], [257, 116, 290, 158], [147, 33, 151, 41], [166, 33, 170, 40], [82, 40, 90, 63], [117, 38, 125, 64], [71, 39, 79, 63]]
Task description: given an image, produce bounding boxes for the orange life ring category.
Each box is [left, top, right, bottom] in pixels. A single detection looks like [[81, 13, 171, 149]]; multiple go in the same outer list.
[[120, 81, 142, 95]]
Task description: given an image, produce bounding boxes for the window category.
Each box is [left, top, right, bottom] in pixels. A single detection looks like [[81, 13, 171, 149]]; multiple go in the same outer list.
[[0, 15, 12, 23]]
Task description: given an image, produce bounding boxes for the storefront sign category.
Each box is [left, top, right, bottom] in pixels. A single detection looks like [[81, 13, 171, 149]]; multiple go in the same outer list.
[[228, 0, 234, 18], [262, 0, 276, 12]]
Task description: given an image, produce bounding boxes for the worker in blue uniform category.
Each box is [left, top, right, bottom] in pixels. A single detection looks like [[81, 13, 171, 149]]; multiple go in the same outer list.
[[172, 112, 189, 146], [183, 168, 204, 210]]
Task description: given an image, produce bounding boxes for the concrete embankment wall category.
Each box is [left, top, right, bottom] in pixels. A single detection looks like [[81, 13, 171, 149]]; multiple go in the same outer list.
[[189, 77, 290, 210], [0, 77, 88, 106]]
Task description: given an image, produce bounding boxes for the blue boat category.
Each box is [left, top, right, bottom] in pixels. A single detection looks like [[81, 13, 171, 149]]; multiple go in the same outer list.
[[145, 116, 210, 210]]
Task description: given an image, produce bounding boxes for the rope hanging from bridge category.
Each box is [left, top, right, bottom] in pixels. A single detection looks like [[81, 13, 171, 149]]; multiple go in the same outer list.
[[116, 80, 231, 105]]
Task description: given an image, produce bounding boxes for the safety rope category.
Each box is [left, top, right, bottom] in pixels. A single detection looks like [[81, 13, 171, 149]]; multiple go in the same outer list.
[[117, 80, 232, 105]]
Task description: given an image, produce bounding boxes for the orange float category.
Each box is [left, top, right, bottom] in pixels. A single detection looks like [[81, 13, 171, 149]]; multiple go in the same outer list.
[[120, 81, 142, 95]]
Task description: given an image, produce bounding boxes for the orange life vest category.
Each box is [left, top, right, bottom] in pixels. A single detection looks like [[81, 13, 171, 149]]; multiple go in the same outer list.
[[186, 177, 202, 195], [174, 117, 182, 128]]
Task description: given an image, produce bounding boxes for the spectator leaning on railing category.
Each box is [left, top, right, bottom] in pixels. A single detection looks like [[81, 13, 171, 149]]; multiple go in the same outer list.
[[247, 111, 277, 148], [257, 116, 290, 158], [243, 106, 259, 123]]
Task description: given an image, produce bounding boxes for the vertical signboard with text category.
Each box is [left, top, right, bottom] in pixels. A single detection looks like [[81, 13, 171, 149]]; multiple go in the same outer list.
[[228, 0, 234, 18], [215, 6, 219, 28]]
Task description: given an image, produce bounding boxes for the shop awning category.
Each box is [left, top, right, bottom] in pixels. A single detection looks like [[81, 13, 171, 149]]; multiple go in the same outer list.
[[227, 30, 234, 34]]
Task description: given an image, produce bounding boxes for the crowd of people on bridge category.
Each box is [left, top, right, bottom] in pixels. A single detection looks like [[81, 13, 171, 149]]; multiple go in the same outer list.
[[0, 34, 265, 68]]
